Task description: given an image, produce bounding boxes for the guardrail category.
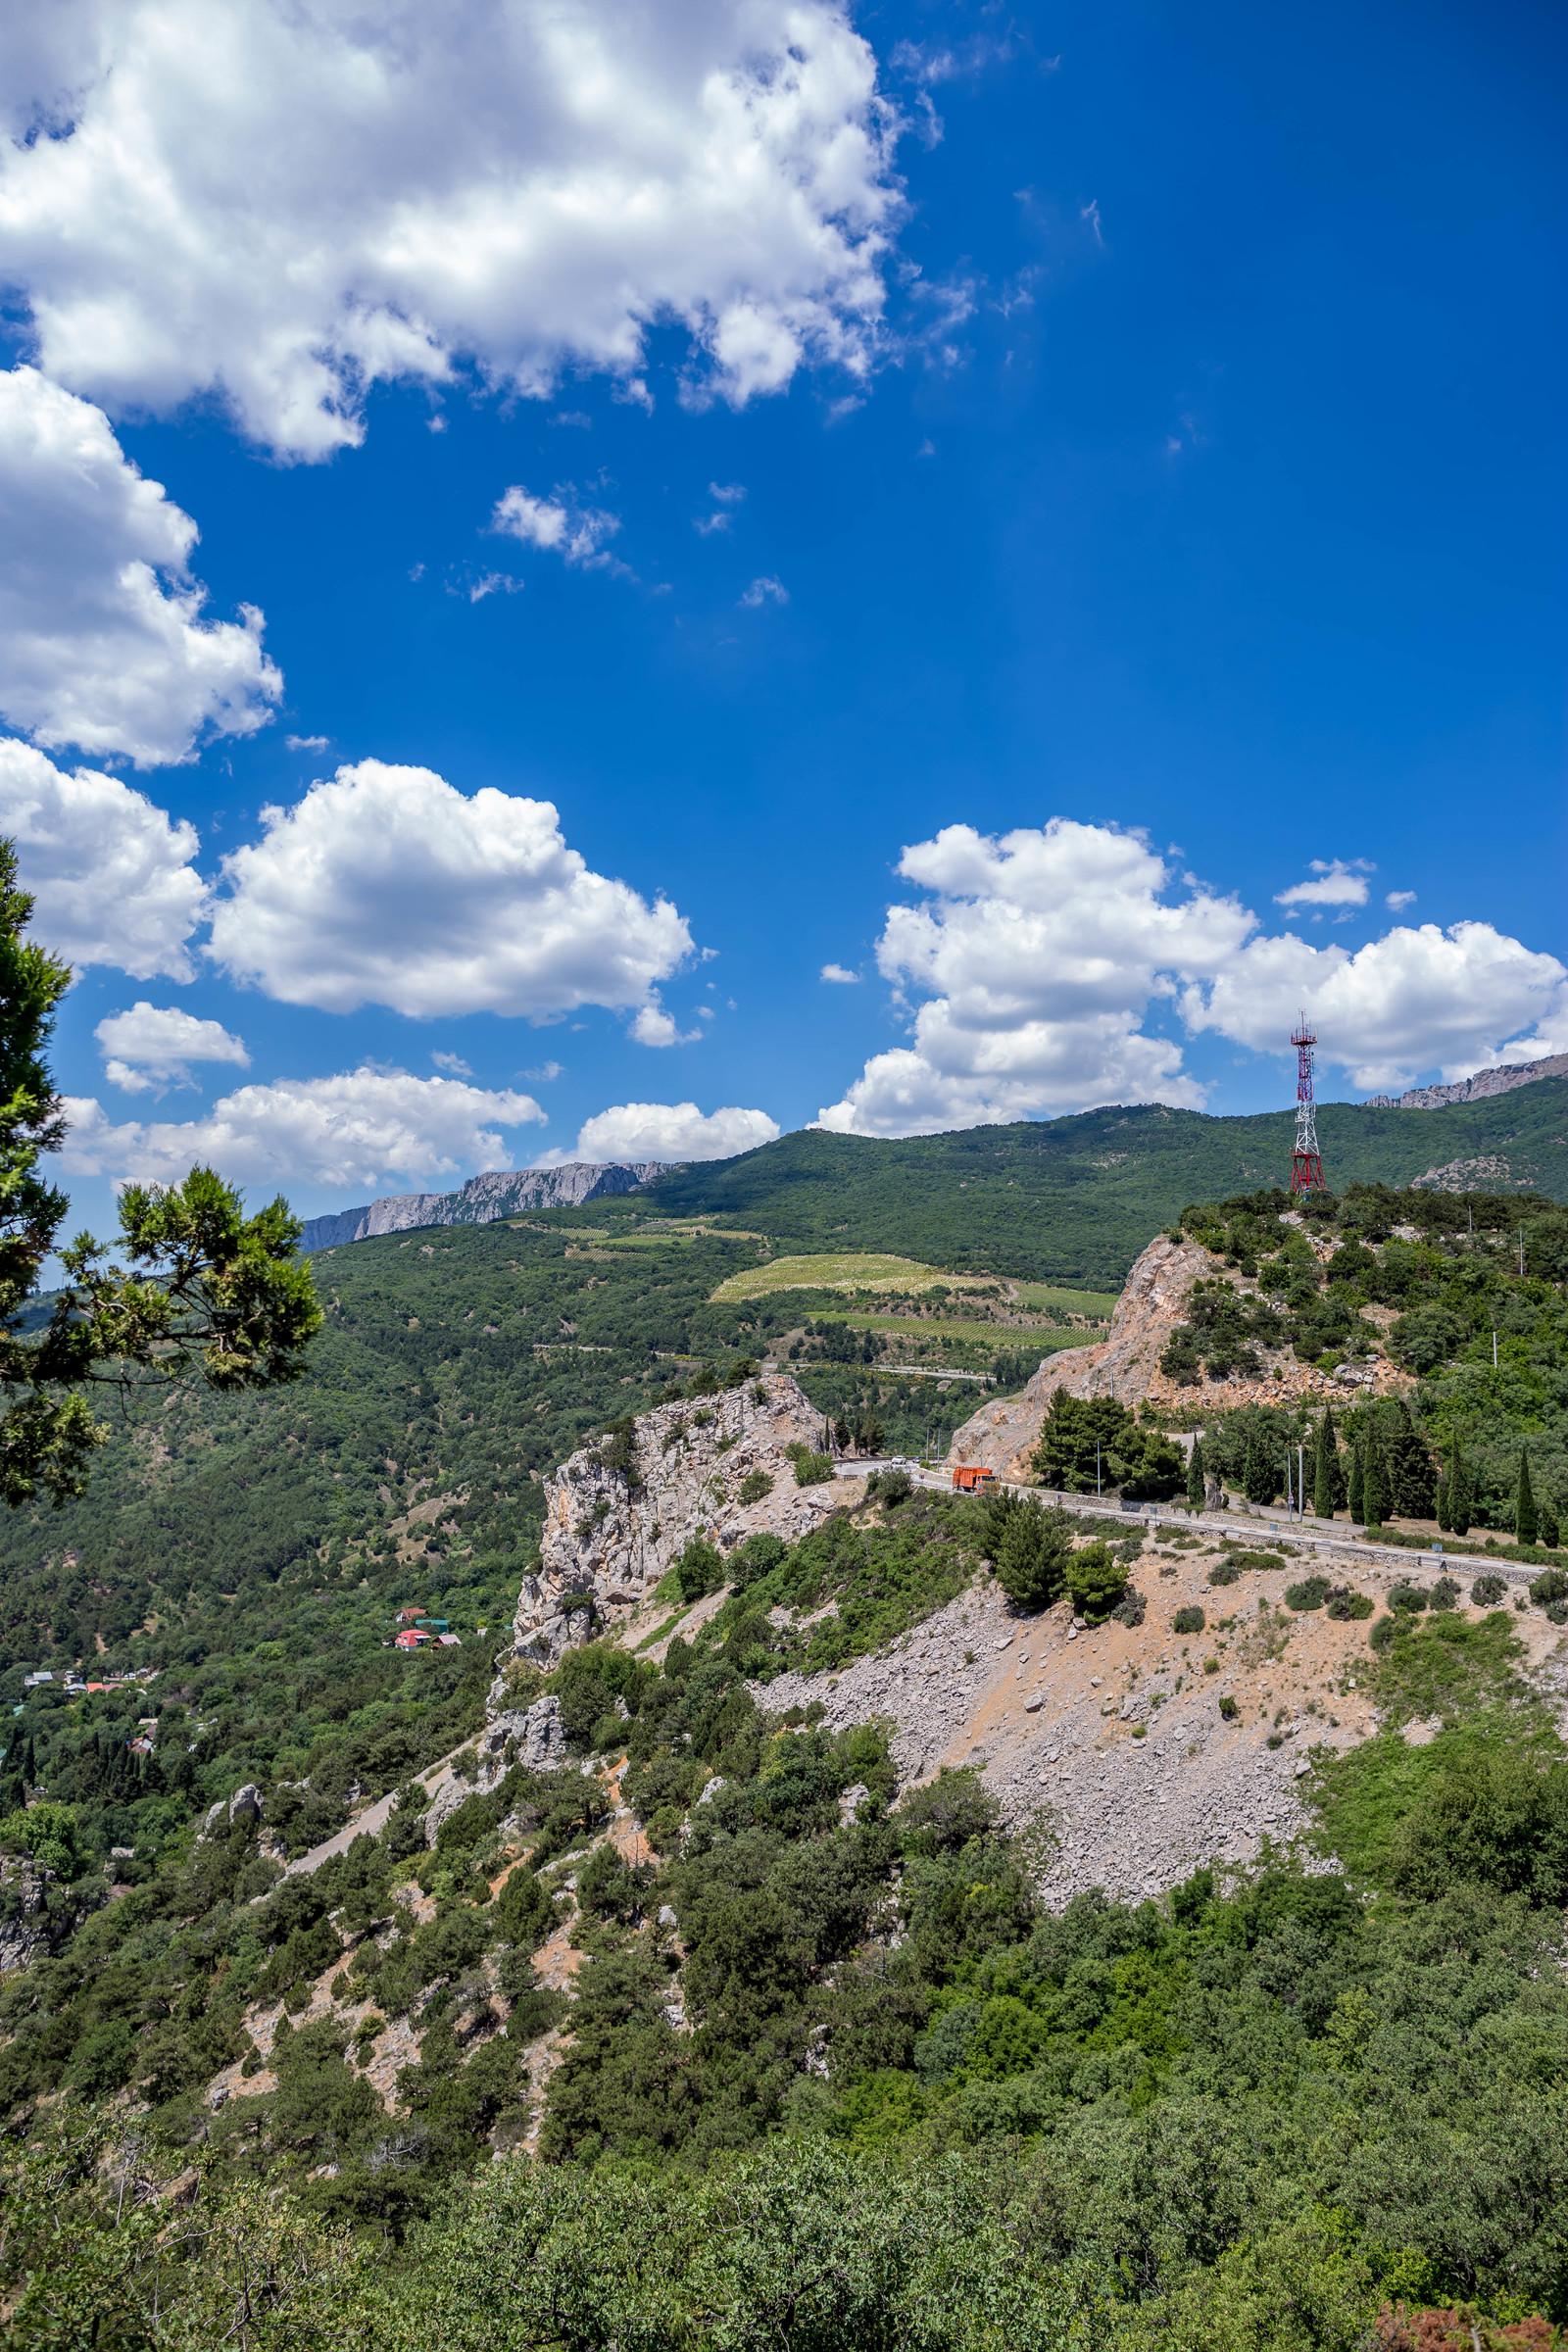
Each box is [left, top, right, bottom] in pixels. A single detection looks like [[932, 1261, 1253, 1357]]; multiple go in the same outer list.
[[894, 1466, 1538, 1589]]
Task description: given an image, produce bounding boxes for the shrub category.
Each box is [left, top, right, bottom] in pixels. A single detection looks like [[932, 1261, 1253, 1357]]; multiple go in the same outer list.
[[1470, 1574, 1508, 1607], [875, 1467, 913, 1506], [738, 1469, 774, 1506], [1111, 1588, 1146, 1628], [1429, 1576, 1461, 1612], [1065, 1541, 1128, 1625], [793, 1452, 834, 1488], [1369, 1616, 1397, 1651], [1218, 1694, 1238, 1720], [1325, 1589, 1374, 1621], [1528, 1566, 1568, 1606], [995, 1501, 1073, 1613], [730, 1532, 788, 1591], [896, 1768, 998, 1855], [1207, 1561, 1241, 1587], [1284, 1576, 1331, 1612], [1388, 1583, 1429, 1614], [675, 1537, 725, 1602], [1173, 1604, 1205, 1635], [1549, 1602, 1568, 1627]]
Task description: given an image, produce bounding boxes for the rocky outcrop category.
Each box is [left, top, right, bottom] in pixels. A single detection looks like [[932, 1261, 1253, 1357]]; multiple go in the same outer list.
[[424, 1697, 570, 1842], [947, 1230, 1413, 1480], [1366, 1052, 1568, 1110], [299, 1162, 668, 1252], [507, 1374, 848, 1668], [0, 1853, 59, 1977]]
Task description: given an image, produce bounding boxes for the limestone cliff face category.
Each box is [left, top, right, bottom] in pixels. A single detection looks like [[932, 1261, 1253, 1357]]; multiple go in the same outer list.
[[508, 1373, 848, 1667], [300, 1161, 666, 1252], [948, 1230, 1412, 1480]]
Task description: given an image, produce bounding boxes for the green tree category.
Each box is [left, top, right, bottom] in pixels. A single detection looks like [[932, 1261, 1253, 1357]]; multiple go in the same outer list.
[[1347, 1439, 1364, 1525], [1312, 1406, 1343, 1519], [1064, 1540, 1127, 1623], [993, 1502, 1072, 1612], [1030, 1387, 1132, 1492], [1515, 1446, 1538, 1546], [1447, 1438, 1474, 1538], [0, 843, 321, 1507], [1383, 1398, 1436, 1520], [1242, 1424, 1277, 1506], [1361, 1434, 1389, 1530], [1186, 1434, 1206, 1511]]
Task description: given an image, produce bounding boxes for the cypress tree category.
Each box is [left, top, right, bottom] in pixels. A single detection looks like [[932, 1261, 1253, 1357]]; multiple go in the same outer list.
[[1186, 1435, 1205, 1511], [1312, 1408, 1339, 1518], [1516, 1447, 1538, 1546], [1386, 1399, 1437, 1521], [1448, 1441, 1473, 1538], [1347, 1440, 1364, 1525], [1362, 1438, 1389, 1530], [1243, 1424, 1277, 1505]]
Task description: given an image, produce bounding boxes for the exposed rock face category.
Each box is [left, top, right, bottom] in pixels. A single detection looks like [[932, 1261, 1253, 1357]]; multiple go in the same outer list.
[[0, 1853, 58, 1976], [508, 1374, 845, 1668], [424, 1697, 569, 1842], [299, 1161, 667, 1252], [1366, 1051, 1568, 1110], [948, 1231, 1413, 1480]]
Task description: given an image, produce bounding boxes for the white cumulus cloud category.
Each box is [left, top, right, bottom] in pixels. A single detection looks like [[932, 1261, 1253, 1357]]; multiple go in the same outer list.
[[1274, 858, 1372, 909], [0, 738, 208, 980], [818, 817, 1568, 1133], [0, 0, 902, 461], [817, 820, 1248, 1136], [492, 485, 623, 570], [820, 962, 859, 983], [207, 759, 693, 1020], [0, 368, 280, 765], [95, 1002, 249, 1094], [740, 575, 789, 608], [558, 1101, 779, 1163], [1180, 921, 1568, 1092], [630, 1000, 703, 1047], [60, 1066, 546, 1191]]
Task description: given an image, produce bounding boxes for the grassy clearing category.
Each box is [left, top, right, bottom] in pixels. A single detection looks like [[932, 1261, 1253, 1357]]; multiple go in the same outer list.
[[710, 1251, 996, 1302], [1306, 1610, 1560, 1883], [840, 1314, 1085, 1351], [1367, 1607, 1537, 1727], [1011, 1281, 1120, 1321]]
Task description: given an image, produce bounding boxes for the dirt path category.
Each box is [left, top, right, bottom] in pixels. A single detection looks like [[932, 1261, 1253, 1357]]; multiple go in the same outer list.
[[279, 1740, 473, 1879]]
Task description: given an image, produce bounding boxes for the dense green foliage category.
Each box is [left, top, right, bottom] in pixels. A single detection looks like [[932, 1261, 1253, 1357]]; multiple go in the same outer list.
[[0, 1223, 989, 1853], [1156, 1187, 1568, 1539], [645, 1091, 1568, 1287], [7, 1150, 1568, 2346]]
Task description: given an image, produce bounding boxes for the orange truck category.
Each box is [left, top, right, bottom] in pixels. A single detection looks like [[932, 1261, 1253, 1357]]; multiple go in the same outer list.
[[951, 1465, 997, 1493]]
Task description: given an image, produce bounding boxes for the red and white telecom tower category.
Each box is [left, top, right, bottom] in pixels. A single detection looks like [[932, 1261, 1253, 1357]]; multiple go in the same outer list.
[[1290, 1017, 1326, 1196]]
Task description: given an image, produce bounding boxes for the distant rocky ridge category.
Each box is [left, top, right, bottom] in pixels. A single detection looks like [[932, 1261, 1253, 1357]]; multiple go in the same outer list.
[[298, 1161, 668, 1253], [1366, 1051, 1568, 1110]]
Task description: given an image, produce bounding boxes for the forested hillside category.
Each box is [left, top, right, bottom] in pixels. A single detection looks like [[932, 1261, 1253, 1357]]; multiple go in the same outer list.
[[644, 1082, 1568, 1285]]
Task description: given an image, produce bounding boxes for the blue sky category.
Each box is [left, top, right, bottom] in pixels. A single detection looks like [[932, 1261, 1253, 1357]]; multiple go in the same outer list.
[[0, 0, 1563, 1241]]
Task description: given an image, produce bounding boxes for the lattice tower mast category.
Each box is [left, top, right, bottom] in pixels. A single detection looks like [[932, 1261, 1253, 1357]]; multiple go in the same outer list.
[[1290, 1017, 1326, 1196]]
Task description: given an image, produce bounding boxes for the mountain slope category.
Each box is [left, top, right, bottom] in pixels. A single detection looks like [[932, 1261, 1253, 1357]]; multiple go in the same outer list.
[[644, 1085, 1568, 1285]]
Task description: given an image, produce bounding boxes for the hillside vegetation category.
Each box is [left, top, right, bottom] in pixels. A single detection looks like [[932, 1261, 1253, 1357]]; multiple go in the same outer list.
[[4, 1167, 1568, 2348], [644, 1085, 1568, 1285]]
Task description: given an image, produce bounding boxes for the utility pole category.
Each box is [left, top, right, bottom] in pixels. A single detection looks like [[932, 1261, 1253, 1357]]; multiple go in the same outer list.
[[1298, 1442, 1306, 1522]]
